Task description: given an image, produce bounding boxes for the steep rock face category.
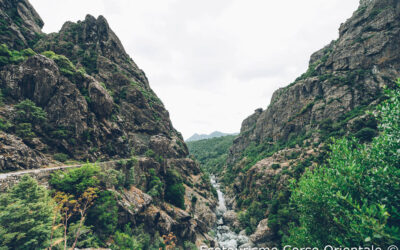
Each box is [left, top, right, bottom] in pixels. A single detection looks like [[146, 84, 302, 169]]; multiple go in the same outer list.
[[0, 0, 43, 49], [0, 132, 48, 171], [224, 0, 400, 246], [228, 0, 400, 166], [1, 10, 187, 165]]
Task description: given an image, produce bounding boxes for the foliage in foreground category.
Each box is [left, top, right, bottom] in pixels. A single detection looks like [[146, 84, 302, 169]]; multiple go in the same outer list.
[[0, 176, 55, 250], [284, 83, 400, 247]]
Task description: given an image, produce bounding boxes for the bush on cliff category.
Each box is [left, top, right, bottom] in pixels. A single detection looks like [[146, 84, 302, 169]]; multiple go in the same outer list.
[[42, 50, 76, 76], [15, 99, 47, 125], [165, 169, 186, 209], [53, 153, 69, 162], [0, 44, 36, 66], [49, 163, 100, 196]]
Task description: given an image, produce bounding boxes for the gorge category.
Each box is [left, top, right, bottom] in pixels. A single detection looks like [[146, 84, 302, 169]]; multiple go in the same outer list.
[[1, 0, 400, 249]]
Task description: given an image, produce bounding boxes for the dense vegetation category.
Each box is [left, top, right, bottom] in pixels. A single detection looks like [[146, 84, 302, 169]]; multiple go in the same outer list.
[[164, 169, 186, 209], [0, 43, 36, 66], [190, 81, 399, 247], [0, 176, 55, 249], [284, 83, 400, 247], [219, 88, 381, 238], [0, 158, 189, 249], [187, 135, 236, 174]]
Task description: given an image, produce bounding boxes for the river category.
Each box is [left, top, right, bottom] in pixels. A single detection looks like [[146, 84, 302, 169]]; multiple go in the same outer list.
[[210, 176, 250, 249]]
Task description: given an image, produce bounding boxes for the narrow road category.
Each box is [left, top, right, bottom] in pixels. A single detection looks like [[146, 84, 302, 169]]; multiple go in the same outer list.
[[0, 159, 128, 180]]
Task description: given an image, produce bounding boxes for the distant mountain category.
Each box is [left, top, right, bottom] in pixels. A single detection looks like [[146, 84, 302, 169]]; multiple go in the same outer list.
[[187, 134, 237, 174], [186, 131, 238, 142]]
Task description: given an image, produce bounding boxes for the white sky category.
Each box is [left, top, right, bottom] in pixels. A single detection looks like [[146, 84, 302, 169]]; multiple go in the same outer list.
[[30, 0, 359, 139]]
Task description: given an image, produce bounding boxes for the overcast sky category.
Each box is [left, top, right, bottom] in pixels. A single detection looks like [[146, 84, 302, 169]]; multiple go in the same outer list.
[[30, 0, 359, 139]]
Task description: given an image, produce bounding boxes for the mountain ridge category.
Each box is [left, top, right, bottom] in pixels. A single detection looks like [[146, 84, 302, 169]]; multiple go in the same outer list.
[[186, 131, 238, 142]]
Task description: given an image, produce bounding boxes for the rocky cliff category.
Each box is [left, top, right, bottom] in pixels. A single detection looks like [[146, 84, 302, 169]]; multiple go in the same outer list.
[[224, 0, 400, 247], [1, 10, 187, 170], [0, 0, 216, 246]]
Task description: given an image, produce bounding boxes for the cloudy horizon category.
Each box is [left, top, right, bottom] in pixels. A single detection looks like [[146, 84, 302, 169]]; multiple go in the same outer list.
[[30, 0, 360, 139]]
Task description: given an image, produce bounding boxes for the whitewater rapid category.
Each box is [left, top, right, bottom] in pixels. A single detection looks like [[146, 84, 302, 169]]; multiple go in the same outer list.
[[210, 176, 250, 249]]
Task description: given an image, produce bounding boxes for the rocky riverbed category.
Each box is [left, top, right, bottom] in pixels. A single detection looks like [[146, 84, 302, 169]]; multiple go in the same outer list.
[[211, 176, 253, 249]]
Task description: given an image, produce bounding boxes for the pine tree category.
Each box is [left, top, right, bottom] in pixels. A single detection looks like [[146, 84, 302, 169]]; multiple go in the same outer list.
[[0, 175, 55, 249]]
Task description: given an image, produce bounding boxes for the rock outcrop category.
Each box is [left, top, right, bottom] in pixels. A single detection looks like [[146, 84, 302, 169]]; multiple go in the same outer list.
[[0, 3, 186, 167], [224, 0, 400, 246], [229, 0, 400, 166], [0, 0, 43, 50]]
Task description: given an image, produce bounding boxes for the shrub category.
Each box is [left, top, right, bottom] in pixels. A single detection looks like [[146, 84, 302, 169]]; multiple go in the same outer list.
[[0, 44, 13, 66], [0, 44, 36, 67], [15, 122, 35, 140], [354, 127, 377, 142], [15, 99, 47, 125], [0, 118, 12, 131], [238, 201, 265, 234], [145, 149, 156, 158], [82, 49, 98, 75], [165, 169, 186, 209], [66, 222, 98, 248], [53, 153, 69, 163], [21, 48, 36, 57], [147, 168, 163, 198], [110, 224, 156, 250], [49, 163, 100, 196], [184, 241, 198, 250], [86, 190, 118, 239], [0, 44, 11, 57], [51, 126, 71, 139], [98, 168, 123, 189], [42, 51, 76, 76], [271, 163, 280, 170], [114, 158, 136, 189], [112, 231, 142, 249]]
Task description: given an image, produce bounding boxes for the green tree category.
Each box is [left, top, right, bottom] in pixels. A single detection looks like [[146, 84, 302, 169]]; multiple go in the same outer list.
[[110, 224, 154, 250], [15, 99, 47, 125], [49, 163, 100, 196], [112, 231, 142, 250], [0, 175, 55, 249], [165, 169, 186, 209], [147, 168, 163, 198], [86, 190, 118, 239], [15, 122, 35, 140]]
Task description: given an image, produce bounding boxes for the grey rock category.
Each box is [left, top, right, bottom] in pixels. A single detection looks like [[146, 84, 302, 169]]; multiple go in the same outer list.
[[0, 132, 48, 172], [88, 80, 114, 118], [225, 0, 400, 247], [249, 218, 273, 243], [223, 210, 238, 226], [0, 0, 43, 49]]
